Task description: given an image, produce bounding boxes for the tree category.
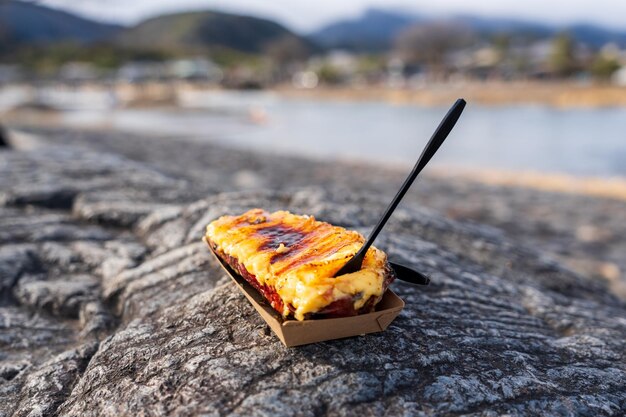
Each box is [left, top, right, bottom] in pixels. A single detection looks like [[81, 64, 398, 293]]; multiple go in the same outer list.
[[590, 54, 621, 81], [264, 36, 310, 68], [549, 33, 577, 77], [492, 34, 511, 59], [394, 22, 474, 79]]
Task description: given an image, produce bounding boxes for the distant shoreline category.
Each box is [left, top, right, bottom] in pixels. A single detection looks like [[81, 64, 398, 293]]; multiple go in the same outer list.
[[274, 82, 626, 108], [3, 81, 626, 110], [427, 166, 626, 202]]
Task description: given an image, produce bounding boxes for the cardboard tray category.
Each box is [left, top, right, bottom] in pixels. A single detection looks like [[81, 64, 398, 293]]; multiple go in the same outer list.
[[208, 247, 404, 347]]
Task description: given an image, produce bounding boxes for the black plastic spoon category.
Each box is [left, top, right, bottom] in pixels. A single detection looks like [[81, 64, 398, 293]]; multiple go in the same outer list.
[[333, 98, 467, 277]]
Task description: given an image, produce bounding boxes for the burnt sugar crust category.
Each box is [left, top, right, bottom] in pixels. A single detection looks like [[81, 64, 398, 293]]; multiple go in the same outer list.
[[206, 237, 396, 320], [204, 208, 397, 321]]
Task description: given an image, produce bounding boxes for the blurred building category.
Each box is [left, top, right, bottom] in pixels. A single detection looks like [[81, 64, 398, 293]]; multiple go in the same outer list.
[[166, 58, 223, 82], [59, 62, 100, 83], [117, 62, 168, 83]]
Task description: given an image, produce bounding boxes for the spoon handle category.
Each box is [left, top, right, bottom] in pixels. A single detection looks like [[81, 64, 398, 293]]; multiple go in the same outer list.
[[334, 98, 466, 277]]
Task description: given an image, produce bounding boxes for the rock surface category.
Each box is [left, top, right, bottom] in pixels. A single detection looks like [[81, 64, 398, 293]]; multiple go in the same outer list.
[[16, 126, 626, 298], [1, 129, 625, 416]]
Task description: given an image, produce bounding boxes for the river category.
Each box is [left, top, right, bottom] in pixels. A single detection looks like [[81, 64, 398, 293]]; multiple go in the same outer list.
[[4, 88, 626, 177]]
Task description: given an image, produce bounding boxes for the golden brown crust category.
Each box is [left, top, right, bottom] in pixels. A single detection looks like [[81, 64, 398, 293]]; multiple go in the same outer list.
[[205, 209, 394, 320], [206, 239, 395, 320]]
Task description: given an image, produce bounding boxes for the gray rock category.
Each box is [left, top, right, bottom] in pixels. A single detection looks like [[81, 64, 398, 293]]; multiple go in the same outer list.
[[0, 144, 188, 213], [1, 128, 625, 416], [0, 245, 39, 301], [14, 275, 99, 318], [61, 190, 626, 416], [24, 125, 626, 299], [0, 144, 172, 415], [73, 191, 181, 228], [6, 342, 98, 417], [78, 301, 115, 339]]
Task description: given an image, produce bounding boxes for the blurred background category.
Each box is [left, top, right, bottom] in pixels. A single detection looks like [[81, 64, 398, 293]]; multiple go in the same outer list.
[[1, 0, 625, 296], [2, 0, 626, 174]]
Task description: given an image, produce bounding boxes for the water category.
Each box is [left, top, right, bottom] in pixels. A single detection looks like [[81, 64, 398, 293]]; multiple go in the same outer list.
[[4, 88, 626, 177], [195, 93, 626, 177]]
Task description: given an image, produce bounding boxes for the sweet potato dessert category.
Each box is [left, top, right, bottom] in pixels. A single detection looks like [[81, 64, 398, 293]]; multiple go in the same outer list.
[[204, 209, 395, 321]]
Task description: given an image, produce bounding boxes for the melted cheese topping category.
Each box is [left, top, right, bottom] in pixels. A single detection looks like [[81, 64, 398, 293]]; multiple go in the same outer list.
[[205, 209, 388, 320]]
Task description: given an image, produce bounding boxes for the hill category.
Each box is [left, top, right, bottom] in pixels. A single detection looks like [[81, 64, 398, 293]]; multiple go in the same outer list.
[[0, 0, 122, 46], [1, 3, 314, 60], [311, 8, 626, 51], [117, 10, 314, 55], [311, 8, 418, 51]]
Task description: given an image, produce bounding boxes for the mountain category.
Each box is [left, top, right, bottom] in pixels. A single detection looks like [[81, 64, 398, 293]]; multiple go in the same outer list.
[[567, 24, 626, 47], [311, 9, 418, 51], [448, 15, 554, 38], [452, 16, 626, 46], [1, 2, 314, 58], [4, 1, 626, 59], [0, 0, 122, 45], [117, 10, 315, 55], [311, 8, 626, 51]]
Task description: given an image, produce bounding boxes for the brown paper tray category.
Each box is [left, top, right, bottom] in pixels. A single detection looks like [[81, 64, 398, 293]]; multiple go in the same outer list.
[[208, 246, 404, 347]]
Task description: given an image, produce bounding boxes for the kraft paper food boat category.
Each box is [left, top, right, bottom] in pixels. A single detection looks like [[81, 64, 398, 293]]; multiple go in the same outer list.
[[208, 245, 429, 347]]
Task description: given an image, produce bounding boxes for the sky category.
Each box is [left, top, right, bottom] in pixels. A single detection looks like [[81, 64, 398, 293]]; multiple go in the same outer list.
[[37, 0, 626, 33]]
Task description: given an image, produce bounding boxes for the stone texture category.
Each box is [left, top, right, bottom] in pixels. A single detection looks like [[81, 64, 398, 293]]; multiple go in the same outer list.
[[1, 128, 625, 416], [17, 125, 626, 298], [9, 342, 98, 417], [14, 274, 99, 318], [60, 190, 626, 416], [0, 144, 162, 416]]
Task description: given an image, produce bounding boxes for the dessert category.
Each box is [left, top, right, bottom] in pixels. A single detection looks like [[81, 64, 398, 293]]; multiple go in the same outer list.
[[204, 209, 395, 321]]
